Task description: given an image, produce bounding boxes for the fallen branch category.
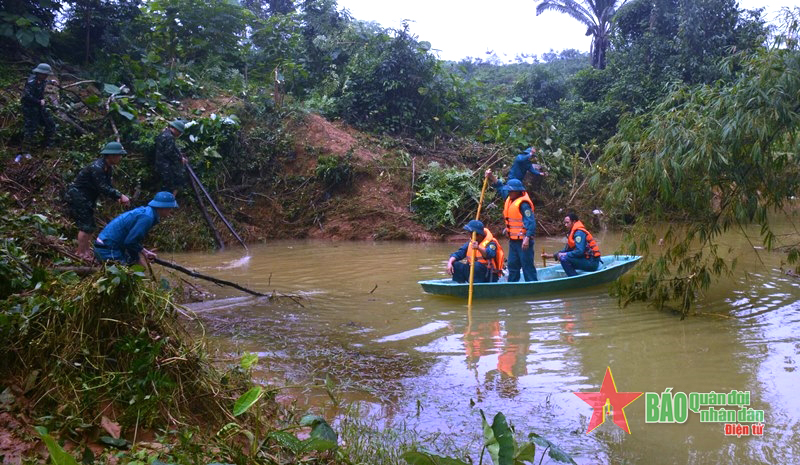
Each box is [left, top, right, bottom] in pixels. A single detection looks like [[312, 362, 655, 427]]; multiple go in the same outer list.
[[51, 110, 89, 134], [152, 257, 267, 297], [53, 266, 96, 276]]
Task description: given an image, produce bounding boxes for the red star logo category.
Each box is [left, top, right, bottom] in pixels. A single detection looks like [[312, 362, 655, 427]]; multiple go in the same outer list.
[[574, 367, 642, 434]]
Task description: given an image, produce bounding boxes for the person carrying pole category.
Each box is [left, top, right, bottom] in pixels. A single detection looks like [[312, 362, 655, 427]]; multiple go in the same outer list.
[[93, 192, 178, 266], [20, 63, 57, 152], [447, 219, 505, 284], [486, 169, 538, 282], [154, 119, 187, 197]]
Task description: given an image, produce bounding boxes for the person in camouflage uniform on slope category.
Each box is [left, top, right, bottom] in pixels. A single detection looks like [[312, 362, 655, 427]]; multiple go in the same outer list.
[[20, 63, 57, 151], [154, 119, 187, 196], [65, 141, 131, 261]]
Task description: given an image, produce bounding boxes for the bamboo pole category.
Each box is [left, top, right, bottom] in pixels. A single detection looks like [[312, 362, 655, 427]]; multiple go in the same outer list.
[[468, 176, 490, 307], [188, 172, 225, 250], [185, 164, 248, 251]]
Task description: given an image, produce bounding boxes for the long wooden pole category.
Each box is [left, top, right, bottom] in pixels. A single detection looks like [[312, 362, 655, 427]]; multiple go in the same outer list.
[[185, 164, 248, 250], [188, 172, 224, 250], [468, 176, 490, 307], [152, 257, 266, 297]]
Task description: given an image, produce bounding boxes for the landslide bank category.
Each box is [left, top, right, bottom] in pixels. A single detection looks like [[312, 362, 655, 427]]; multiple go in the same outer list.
[[0, 64, 550, 465]]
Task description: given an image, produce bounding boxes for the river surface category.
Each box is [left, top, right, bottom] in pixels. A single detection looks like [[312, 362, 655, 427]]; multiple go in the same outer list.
[[171, 228, 799, 465]]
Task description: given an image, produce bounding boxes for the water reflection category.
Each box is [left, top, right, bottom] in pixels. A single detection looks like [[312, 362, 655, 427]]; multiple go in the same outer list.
[[173, 236, 799, 464]]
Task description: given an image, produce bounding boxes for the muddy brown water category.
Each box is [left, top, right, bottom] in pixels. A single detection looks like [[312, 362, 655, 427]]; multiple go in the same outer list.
[[172, 227, 799, 465]]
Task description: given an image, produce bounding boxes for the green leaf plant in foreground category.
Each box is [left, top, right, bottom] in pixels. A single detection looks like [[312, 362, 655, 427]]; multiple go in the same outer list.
[[233, 386, 263, 417], [35, 427, 80, 465], [593, 14, 800, 317], [402, 410, 576, 465]]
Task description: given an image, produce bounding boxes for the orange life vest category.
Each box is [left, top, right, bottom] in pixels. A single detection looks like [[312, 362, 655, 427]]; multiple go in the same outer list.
[[567, 220, 601, 259], [503, 192, 533, 240], [468, 228, 505, 275]]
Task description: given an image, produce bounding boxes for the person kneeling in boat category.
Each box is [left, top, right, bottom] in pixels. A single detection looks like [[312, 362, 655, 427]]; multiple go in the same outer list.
[[93, 192, 179, 266], [447, 220, 505, 283], [542, 213, 601, 277]]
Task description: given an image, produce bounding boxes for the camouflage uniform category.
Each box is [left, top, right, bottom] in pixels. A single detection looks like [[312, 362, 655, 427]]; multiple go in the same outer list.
[[65, 158, 123, 233], [154, 128, 186, 192], [20, 74, 56, 147]]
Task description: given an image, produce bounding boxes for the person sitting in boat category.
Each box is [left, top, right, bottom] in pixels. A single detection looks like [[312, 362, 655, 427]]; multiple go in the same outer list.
[[486, 169, 538, 282], [93, 192, 179, 266], [507, 146, 548, 183], [447, 220, 505, 283], [542, 213, 601, 276]]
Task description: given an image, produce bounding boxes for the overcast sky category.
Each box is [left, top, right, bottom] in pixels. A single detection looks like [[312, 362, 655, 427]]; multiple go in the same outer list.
[[335, 1, 798, 62]]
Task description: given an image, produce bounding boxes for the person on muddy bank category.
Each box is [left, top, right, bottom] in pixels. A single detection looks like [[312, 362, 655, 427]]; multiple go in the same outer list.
[[447, 219, 505, 283], [486, 169, 538, 282], [542, 213, 601, 276], [20, 63, 57, 152], [65, 141, 131, 261], [93, 191, 178, 266], [154, 119, 187, 196], [507, 146, 547, 183]]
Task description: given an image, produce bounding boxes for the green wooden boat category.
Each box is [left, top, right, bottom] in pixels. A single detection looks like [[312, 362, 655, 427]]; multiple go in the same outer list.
[[418, 255, 642, 299]]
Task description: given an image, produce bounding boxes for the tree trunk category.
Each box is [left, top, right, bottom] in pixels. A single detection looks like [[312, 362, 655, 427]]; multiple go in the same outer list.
[[84, 5, 91, 66]]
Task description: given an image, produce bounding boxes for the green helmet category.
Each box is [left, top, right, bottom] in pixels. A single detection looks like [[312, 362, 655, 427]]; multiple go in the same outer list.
[[100, 141, 127, 155], [169, 119, 185, 133], [32, 63, 52, 74]]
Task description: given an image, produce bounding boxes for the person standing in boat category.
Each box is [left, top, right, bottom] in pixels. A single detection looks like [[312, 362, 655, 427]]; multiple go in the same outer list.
[[507, 146, 548, 183], [447, 219, 505, 283], [486, 170, 538, 282], [542, 213, 601, 276]]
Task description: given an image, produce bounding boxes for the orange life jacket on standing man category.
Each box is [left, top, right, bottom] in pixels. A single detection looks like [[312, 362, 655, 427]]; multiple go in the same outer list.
[[468, 228, 505, 275], [503, 192, 533, 240], [567, 220, 601, 259]]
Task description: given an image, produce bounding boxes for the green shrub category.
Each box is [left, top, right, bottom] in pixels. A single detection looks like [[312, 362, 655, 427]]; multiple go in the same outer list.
[[412, 162, 479, 230], [315, 153, 354, 192]]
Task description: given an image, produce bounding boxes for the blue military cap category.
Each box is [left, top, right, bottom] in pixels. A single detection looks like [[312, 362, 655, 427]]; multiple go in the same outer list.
[[148, 191, 179, 208], [523, 147, 532, 154], [463, 219, 485, 233], [506, 179, 526, 192]]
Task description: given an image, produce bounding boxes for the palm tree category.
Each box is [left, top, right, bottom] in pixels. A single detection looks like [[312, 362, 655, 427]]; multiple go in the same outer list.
[[534, 0, 627, 69]]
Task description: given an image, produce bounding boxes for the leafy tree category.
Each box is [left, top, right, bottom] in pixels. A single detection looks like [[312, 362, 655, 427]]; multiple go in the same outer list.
[[512, 66, 568, 110], [0, 0, 59, 51], [144, 0, 253, 68], [593, 17, 800, 315], [608, 0, 767, 111], [248, 11, 306, 93], [242, 0, 295, 19], [297, 0, 353, 92], [54, 0, 143, 65], [534, 0, 628, 69], [334, 23, 462, 137]]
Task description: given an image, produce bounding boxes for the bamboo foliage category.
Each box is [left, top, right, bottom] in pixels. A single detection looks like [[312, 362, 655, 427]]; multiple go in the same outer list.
[[593, 16, 800, 316]]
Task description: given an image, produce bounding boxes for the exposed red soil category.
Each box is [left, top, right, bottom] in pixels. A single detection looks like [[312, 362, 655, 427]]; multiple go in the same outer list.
[[236, 112, 442, 241]]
